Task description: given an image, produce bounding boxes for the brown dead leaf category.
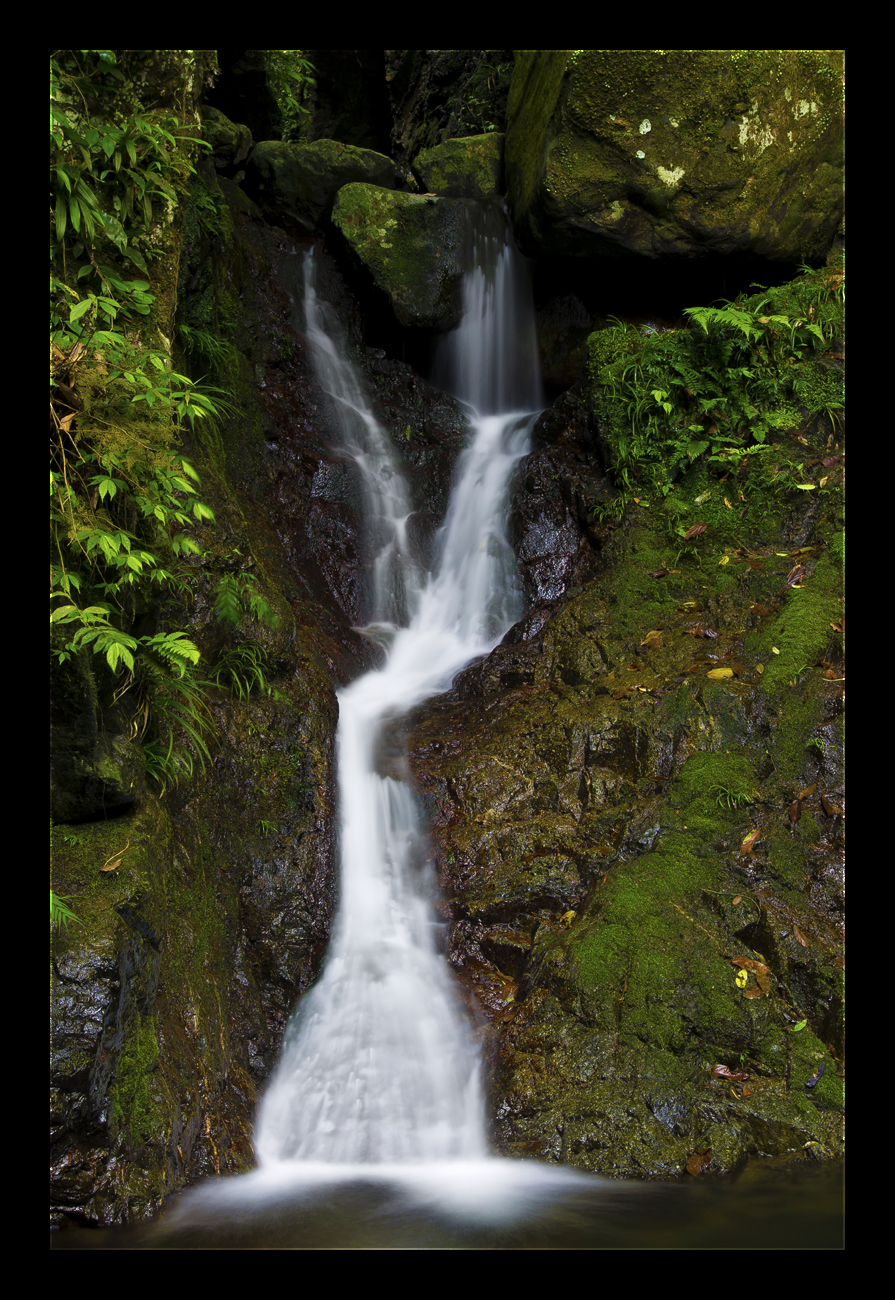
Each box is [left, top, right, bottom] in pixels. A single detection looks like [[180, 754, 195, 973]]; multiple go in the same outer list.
[[751, 602, 770, 616], [649, 568, 680, 578], [742, 1083, 753, 1098], [821, 794, 844, 817], [640, 630, 664, 647], [830, 616, 845, 633], [740, 828, 761, 856], [712, 1064, 749, 1081], [743, 987, 764, 999], [686, 1149, 713, 1175], [756, 971, 771, 994], [731, 957, 769, 974], [683, 522, 708, 540], [798, 781, 818, 800], [786, 564, 807, 587], [788, 799, 802, 824], [794, 926, 808, 947], [732, 895, 742, 905]]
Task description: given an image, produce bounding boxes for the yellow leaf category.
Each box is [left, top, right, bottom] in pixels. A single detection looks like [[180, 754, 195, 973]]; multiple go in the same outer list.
[[756, 663, 764, 673], [707, 667, 733, 679], [719, 555, 730, 566], [560, 910, 577, 929], [771, 647, 780, 655], [735, 969, 749, 987], [724, 498, 733, 509]]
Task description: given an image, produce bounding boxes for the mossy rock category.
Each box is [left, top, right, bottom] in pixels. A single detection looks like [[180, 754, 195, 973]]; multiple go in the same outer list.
[[331, 184, 470, 328], [412, 133, 505, 199], [506, 50, 844, 260], [248, 139, 405, 229]]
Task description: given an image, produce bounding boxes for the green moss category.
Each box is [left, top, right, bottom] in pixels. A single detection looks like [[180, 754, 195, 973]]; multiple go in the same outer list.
[[110, 1013, 163, 1143], [332, 184, 469, 327]]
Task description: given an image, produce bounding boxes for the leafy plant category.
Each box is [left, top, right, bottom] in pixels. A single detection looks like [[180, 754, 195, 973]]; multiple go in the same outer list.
[[210, 641, 278, 702], [50, 51, 231, 786], [589, 268, 844, 498], [262, 51, 317, 141], [713, 783, 754, 811], [50, 890, 83, 931]]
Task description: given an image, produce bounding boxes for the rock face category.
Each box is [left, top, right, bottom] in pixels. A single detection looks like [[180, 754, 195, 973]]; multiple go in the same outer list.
[[412, 133, 505, 199], [506, 50, 844, 261], [331, 184, 470, 328], [247, 139, 406, 229], [409, 405, 845, 1177]]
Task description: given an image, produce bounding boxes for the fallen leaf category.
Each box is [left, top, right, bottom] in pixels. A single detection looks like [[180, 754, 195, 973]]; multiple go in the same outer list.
[[798, 782, 818, 800], [788, 799, 802, 823], [756, 663, 764, 674], [712, 1064, 749, 1081], [730, 662, 745, 677], [732, 895, 743, 905], [560, 910, 577, 929], [742, 1083, 753, 1098], [743, 987, 764, 998], [805, 1062, 826, 1088], [735, 969, 749, 988], [719, 554, 730, 565], [683, 522, 708, 540], [830, 616, 845, 633], [751, 603, 770, 616], [772, 647, 780, 655], [786, 565, 807, 586], [821, 794, 844, 817], [640, 630, 664, 647], [707, 667, 734, 679], [793, 1019, 807, 1031], [694, 491, 713, 505], [756, 972, 771, 994], [794, 926, 808, 947], [724, 498, 733, 509], [732, 957, 769, 974], [686, 1149, 713, 1175], [649, 568, 679, 578]]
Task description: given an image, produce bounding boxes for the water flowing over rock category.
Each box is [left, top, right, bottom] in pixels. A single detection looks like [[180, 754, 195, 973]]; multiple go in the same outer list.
[[257, 207, 541, 1166]]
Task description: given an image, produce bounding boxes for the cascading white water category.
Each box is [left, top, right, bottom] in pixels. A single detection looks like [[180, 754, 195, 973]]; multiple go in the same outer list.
[[255, 207, 543, 1167]]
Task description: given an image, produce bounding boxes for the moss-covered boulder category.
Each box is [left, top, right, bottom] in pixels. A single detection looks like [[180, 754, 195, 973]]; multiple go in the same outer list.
[[331, 184, 470, 328], [412, 133, 505, 199], [247, 139, 405, 230], [506, 50, 844, 261], [200, 106, 252, 172]]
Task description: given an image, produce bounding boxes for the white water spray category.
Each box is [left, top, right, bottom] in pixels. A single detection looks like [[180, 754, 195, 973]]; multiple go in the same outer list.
[[256, 209, 542, 1168]]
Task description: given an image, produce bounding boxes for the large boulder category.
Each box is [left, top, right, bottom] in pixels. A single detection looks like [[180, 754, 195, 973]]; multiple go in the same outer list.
[[412, 133, 505, 199], [247, 139, 405, 229], [506, 50, 844, 261], [331, 184, 470, 328]]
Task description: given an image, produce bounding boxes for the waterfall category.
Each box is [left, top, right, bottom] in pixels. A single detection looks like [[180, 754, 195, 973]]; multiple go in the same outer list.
[[156, 207, 608, 1244], [255, 207, 542, 1166]]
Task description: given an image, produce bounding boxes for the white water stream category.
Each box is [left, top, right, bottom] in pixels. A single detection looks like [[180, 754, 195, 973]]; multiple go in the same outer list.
[[256, 209, 541, 1166], [158, 209, 613, 1242]]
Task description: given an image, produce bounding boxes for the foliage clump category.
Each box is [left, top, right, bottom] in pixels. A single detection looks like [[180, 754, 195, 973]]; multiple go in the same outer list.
[[588, 259, 845, 507]]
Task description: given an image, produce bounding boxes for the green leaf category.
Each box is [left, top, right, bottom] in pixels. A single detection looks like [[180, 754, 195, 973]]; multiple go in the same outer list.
[[793, 1019, 808, 1032]]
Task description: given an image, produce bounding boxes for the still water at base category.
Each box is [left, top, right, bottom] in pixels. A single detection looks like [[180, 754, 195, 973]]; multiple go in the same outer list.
[[54, 1159, 842, 1249]]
